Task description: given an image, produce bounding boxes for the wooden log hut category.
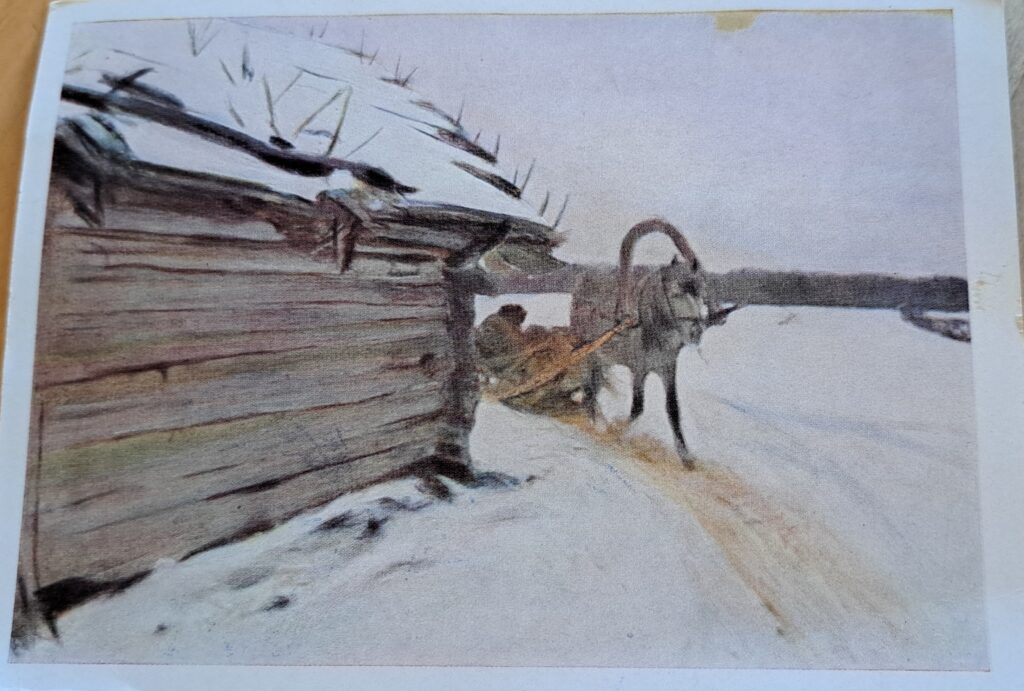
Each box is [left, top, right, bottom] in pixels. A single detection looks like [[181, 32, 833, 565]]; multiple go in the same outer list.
[[12, 19, 556, 640]]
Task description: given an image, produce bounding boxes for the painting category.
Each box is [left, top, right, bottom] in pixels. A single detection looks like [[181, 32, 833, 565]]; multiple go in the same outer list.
[[2, 8, 996, 672]]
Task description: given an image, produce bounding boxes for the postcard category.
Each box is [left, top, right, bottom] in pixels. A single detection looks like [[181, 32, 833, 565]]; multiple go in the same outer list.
[[1, 0, 1021, 689]]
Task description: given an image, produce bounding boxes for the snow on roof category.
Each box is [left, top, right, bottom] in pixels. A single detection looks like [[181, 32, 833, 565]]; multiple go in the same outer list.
[[62, 19, 546, 224]]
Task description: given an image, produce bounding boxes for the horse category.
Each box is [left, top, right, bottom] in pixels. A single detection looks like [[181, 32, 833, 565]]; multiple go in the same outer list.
[[570, 218, 735, 467]]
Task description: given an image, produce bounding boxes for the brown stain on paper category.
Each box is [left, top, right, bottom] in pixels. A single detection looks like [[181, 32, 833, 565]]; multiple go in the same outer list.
[[710, 9, 947, 35], [713, 12, 760, 33]]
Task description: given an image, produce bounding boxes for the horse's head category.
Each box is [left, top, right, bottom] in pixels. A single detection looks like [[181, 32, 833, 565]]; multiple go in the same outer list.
[[658, 256, 709, 344], [614, 218, 736, 340]]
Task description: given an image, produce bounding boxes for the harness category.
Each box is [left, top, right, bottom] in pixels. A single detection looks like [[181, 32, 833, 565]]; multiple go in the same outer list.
[[494, 218, 705, 402]]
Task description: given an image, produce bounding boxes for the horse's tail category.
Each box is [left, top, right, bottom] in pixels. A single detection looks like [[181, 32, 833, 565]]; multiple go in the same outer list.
[[614, 218, 701, 321]]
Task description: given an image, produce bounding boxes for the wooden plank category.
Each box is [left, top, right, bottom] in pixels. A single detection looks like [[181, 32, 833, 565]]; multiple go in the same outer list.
[[40, 344, 453, 452], [346, 251, 441, 279], [49, 263, 445, 312], [435, 272, 480, 465], [36, 379, 444, 531], [372, 205, 557, 248], [366, 224, 481, 253], [43, 226, 443, 287], [461, 265, 579, 295], [48, 303, 447, 349], [52, 225, 323, 274], [36, 316, 448, 388], [48, 225, 446, 280], [41, 221, 443, 276], [42, 332, 447, 403], [49, 208, 286, 244]]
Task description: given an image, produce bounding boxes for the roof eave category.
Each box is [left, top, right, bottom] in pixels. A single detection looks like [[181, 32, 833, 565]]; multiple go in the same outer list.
[[51, 118, 553, 262]]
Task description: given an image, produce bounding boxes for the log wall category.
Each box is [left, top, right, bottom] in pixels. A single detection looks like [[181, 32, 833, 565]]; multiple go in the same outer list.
[[15, 193, 474, 625]]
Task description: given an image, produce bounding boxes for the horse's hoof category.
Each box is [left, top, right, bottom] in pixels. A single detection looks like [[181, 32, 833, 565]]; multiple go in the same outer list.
[[675, 443, 696, 470]]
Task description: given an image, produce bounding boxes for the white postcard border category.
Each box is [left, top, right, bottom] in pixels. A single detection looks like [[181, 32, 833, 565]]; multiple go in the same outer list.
[[1, 1, 1020, 689]]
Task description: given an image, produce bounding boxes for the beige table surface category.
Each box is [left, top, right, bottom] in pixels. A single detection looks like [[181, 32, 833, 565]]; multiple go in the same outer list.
[[1, 0, 49, 380], [1, 2, 1022, 382]]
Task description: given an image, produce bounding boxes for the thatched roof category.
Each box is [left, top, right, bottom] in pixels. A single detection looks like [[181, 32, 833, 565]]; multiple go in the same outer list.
[[56, 18, 559, 253]]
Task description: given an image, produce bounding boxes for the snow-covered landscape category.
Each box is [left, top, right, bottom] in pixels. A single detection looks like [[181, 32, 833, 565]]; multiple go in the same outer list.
[[5, 9, 992, 673], [16, 305, 986, 669]]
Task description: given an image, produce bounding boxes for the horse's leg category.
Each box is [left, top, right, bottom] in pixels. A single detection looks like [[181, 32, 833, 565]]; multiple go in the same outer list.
[[584, 362, 603, 422], [629, 369, 647, 421], [661, 355, 695, 469]]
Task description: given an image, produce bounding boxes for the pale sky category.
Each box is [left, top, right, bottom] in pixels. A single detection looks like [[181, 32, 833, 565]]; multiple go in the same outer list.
[[255, 12, 964, 276]]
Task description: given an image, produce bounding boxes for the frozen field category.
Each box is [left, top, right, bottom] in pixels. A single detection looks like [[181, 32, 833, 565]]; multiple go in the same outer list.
[[14, 306, 986, 669]]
